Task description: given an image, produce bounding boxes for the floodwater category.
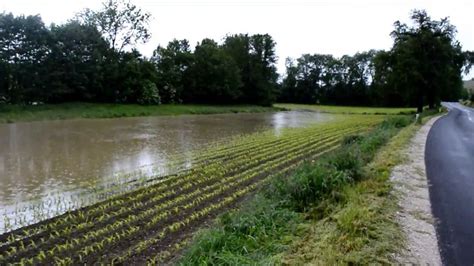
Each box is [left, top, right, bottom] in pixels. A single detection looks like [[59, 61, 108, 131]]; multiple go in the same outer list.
[[0, 111, 332, 231]]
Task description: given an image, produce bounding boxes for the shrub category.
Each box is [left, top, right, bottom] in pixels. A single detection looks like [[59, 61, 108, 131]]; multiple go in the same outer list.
[[380, 116, 412, 129], [327, 150, 363, 181], [138, 80, 161, 105]]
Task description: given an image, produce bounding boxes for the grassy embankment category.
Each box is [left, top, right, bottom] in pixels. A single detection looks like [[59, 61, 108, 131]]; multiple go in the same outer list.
[[0, 103, 282, 123], [179, 113, 436, 264], [276, 103, 416, 115]]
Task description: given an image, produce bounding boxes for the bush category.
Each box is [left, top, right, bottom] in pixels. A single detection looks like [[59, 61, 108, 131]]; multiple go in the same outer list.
[[380, 115, 412, 129], [138, 80, 161, 105], [327, 150, 363, 181]]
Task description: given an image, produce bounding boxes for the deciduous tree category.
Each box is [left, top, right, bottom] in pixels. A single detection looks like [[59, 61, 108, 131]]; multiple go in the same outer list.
[[78, 0, 151, 52]]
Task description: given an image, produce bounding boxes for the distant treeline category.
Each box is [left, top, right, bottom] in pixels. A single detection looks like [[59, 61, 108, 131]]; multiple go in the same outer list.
[[281, 11, 473, 111], [0, 3, 473, 110], [0, 11, 277, 106]]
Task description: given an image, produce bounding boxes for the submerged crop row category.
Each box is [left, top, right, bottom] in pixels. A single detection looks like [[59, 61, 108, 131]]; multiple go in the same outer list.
[[0, 115, 383, 264]]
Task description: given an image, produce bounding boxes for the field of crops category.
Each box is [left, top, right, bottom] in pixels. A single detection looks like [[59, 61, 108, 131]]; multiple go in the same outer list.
[[0, 115, 383, 265], [276, 103, 416, 115]]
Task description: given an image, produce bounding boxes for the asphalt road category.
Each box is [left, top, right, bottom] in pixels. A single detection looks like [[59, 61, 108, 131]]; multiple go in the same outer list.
[[425, 102, 474, 265]]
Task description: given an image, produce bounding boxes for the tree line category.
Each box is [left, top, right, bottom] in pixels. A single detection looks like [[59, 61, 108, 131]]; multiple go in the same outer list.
[[280, 10, 473, 111], [0, 1, 472, 109], [0, 1, 277, 105]]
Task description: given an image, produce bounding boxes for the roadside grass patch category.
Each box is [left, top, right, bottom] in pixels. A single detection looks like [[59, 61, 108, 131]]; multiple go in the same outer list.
[[179, 196, 301, 265], [282, 117, 428, 264]]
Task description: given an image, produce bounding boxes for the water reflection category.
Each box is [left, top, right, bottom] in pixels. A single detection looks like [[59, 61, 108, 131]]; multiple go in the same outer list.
[[272, 111, 329, 135], [0, 111, 332, 220]]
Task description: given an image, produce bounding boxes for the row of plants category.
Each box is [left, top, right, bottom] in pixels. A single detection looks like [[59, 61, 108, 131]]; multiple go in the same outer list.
[[0, 118, 369, 243], [1, 117, 346, 234], [1, 121, 356, 247], [0, 115, 383, 264], [178, 115, 414, 265], [2, 133, 349, 262]]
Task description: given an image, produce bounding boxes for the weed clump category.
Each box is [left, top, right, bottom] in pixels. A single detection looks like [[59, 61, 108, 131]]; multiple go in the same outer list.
[[271, 164, 350, 211]]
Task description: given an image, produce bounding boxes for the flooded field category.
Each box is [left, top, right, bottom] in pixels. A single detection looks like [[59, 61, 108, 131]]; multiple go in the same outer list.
[[0, 111, 332, 231]]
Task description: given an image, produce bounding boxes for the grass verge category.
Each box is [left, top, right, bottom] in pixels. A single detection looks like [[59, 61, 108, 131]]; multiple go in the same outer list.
[[276, 103, 416, 115], [178, 114, 429, 265], [0, 103, 283, 123], [280, 117, 427, 264]]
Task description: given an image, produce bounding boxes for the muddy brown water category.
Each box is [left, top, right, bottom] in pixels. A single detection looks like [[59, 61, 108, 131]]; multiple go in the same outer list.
[[0, 111, 332, 231]]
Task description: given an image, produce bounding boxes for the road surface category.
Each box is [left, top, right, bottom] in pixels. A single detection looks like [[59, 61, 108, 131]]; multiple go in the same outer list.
[[425, 102, 474, 265]]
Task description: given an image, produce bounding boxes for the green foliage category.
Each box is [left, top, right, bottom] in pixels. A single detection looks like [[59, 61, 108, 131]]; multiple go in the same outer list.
[[279, 51, 377, 106], [137, 80, 160, 105], [152, 39, 192, 103], [271, 163, 351, 211], [151, 34, 278, 105], [181, 196, 301, 265], [342, 134, 363, 145], [276, 103, 416, 115], [185, 39, 243, 103], [460, 87, 470, 100], [380, 115, 412, 129], [0, 13, 50, 103], [269, 119, 408, 212], [327, 150, 363, 180], [77, 0, 151, 52], [47, 21, 108, 102], [0, 4, 277, 106], [222, 34, 279, 106], [0, 10, 158, 105], [280, 10, 472, 109], [374, 10, 468, 111], [2, 7, 469, 109]]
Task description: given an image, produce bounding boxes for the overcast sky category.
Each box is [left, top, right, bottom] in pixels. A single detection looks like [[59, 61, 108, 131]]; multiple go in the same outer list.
[[2, 0, 473, 78]]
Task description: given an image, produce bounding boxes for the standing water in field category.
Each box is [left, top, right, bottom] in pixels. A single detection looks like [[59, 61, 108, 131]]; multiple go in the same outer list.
[[0, 111, 332, 232]]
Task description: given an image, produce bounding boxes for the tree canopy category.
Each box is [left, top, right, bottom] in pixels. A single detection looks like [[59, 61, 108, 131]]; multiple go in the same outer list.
[[0, 6, 472, 108], [280, 10, 472, 110], [77, 0, 151, 52], [383, 10, 467, 111]]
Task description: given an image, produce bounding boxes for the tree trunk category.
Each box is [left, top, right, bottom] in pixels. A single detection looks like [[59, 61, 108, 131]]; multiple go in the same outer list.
[[417, 104, 423, 113], [417, 92, 423, 113]]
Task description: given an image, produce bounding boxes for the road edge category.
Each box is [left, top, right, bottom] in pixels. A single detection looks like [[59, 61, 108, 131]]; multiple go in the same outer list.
[[391, 116, 441, 264]]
